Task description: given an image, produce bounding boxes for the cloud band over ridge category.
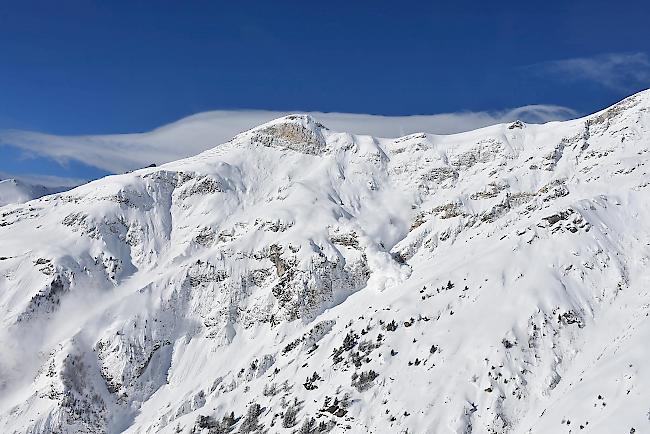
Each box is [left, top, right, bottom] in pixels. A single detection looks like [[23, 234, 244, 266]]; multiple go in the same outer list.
[[0, 105, 577, 179]]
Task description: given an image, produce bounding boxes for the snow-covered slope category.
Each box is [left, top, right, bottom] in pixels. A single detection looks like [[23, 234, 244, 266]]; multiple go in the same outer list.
[[1, 90, 649, 434], [0, 178, 73, 207]]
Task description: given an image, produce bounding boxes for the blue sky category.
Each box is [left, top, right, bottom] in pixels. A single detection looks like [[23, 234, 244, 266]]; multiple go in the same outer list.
[[1, 0, 649, 185]]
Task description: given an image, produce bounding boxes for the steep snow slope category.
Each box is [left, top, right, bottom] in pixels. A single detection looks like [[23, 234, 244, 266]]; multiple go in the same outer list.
[[1, 91, 649, 434], [0, 178, 71, 207]]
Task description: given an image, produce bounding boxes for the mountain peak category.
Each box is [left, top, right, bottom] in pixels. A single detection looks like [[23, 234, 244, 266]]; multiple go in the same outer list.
[[238, 113, 329, 155], [2, 92, 650, 433]]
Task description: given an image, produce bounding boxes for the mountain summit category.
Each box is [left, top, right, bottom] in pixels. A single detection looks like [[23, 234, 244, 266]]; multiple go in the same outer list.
[[1, 90, 650, 433]]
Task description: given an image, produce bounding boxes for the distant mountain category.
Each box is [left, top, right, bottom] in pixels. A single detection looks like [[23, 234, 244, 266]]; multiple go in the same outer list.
[[1, 91, 649, 434], [0, 178, 72, 207]]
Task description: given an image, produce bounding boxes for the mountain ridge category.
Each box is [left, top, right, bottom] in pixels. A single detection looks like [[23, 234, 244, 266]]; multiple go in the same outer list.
[[0, 102, 580, 178], [1, 89, 649, 434]]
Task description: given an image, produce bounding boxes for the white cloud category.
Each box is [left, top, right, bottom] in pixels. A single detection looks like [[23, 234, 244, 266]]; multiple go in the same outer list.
[[0, 105, 577, 175], [0, 171, 85, 188], [533, 52, 650, 91]]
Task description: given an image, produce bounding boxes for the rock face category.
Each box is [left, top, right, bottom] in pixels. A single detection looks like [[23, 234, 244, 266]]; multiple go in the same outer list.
[[1, 92, 650, 433]]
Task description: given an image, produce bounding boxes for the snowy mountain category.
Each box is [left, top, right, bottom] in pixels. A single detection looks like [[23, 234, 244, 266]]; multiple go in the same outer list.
[[1, 90, 649, 434], [0, 178, 72, 207]]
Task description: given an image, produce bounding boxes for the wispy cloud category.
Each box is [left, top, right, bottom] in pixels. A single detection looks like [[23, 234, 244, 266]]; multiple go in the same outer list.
[[0, 171, 86, 188], [532, 52, 650, 91], [0, 106, 577, 175]]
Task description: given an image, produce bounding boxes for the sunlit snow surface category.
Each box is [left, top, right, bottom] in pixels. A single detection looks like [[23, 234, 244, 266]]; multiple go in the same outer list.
[[1, 91, 650, 433]]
